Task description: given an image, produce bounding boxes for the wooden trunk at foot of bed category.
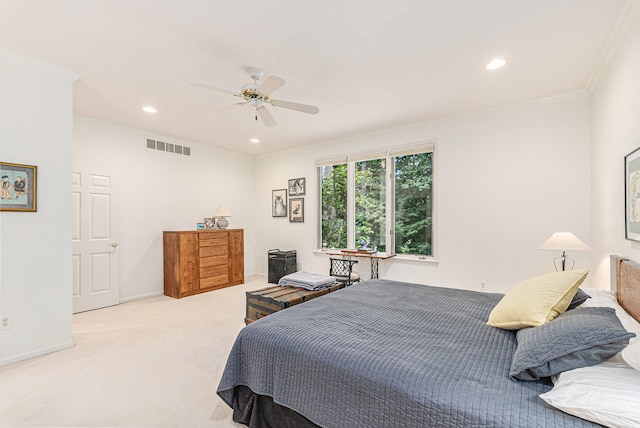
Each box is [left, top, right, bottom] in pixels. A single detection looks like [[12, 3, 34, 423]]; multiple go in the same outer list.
[[245, 284, 342, 324]]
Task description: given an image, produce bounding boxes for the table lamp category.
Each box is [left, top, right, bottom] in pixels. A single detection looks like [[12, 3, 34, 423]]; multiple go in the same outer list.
[[213, 205, 232, 229], [538, 232, 592, 271]]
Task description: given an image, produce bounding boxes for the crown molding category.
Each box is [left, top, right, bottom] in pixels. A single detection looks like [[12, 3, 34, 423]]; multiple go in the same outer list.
[[0, 48, 81, 83], [586, 0, 640, 93]]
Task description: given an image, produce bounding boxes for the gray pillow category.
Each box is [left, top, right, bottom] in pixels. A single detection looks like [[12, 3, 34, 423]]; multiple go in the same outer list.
[[566, 288, 591, 310], [510, 307, 635, 381]]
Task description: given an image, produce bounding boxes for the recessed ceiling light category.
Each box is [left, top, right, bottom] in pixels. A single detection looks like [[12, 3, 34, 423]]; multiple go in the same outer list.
[[142, 106, 157, 113], [249, 138, 260, 143], [486, 58, 506, 70]]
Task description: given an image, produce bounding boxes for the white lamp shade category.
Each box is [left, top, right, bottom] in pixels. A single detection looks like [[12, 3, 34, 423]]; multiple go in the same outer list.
[[538, 232, 592, 252], [213, 205, 232, 218]]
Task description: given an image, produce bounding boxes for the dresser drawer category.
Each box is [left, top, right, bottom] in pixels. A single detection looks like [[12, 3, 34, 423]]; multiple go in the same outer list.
[[200, 254, 228, 268], [200, 274, 229, 289], [199, 245, 228, 258], [199, 237, 227, 247], [200, 264, 228, 278]]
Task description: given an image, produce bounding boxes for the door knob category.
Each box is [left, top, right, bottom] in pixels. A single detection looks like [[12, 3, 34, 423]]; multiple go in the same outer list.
[[110, 242, 119, 248]]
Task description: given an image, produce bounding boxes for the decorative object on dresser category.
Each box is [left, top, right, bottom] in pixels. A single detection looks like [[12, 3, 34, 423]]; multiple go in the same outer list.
[[213, 205, 232, 229], [245, 284, 341, 324], [163, 229, 244, 298], [538, 232, 592, 271]]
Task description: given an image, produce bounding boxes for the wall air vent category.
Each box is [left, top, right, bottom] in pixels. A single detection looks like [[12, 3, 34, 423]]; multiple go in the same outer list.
[[145, 139, 191, 157]]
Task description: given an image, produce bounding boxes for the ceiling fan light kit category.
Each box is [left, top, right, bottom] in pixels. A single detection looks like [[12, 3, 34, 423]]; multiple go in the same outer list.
[[191, 67, 319, 128]]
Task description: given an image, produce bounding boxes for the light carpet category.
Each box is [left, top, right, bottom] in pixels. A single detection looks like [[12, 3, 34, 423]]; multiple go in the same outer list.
[[0, 275, 271, 427]]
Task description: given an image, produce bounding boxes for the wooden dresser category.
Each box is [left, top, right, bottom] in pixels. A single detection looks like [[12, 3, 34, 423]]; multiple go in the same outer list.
[[163, 229, 244, 298]]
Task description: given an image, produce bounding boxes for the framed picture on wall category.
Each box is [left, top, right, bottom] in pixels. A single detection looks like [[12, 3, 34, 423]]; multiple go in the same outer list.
[[625, 146, 640, 241], [288, 177, 306, 196], [272, 189, 287, 217], [0, 162, 37, 212], [289, 197, 304, 223]]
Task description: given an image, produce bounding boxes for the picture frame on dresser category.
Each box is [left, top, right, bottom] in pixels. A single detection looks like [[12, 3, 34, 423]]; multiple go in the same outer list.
[[625, 146, 640, 241], [0, 161, 37, 212]]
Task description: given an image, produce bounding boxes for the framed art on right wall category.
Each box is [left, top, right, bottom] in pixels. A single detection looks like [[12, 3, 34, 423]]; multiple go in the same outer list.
[[625, 146, 640, 241]]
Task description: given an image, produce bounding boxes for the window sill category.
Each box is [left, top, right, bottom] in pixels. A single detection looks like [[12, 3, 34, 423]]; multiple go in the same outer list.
[[314, 249, 440, 266], [392, 254, 440, 266]]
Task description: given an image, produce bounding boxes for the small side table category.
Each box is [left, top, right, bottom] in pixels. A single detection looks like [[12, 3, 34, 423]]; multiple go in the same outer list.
[[326, 250, 396, 279]]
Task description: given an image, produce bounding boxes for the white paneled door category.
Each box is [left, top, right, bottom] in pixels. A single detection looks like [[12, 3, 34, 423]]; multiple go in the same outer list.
[[72, 167, 119, 313]]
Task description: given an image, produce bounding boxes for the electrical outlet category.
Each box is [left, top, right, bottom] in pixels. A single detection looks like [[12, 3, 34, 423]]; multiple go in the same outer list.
[[0, 315, 11, 330]]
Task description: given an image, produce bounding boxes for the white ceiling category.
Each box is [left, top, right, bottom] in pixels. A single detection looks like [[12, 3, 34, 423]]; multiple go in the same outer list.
[[0, 0, 627, 156]]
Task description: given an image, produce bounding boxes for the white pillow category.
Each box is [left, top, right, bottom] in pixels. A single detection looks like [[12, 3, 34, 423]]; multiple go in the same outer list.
[[621, 340, 640, 372], [540, 362, 640, 428], [582, 288, 640, 344]]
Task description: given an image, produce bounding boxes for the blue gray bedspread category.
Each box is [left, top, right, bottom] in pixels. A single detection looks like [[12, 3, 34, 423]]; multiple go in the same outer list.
[[217, 280, 600, 427]]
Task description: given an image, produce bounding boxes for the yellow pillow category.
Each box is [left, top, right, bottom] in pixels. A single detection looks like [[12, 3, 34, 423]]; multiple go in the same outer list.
[[487, 269, 589, 330]]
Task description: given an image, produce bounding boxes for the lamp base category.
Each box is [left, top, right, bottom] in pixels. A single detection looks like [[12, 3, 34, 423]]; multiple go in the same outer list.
[[552, 252, 575, 271], [216, 218, 229, 229]]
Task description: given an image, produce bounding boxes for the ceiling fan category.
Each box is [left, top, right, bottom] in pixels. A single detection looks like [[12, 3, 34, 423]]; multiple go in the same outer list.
[[190, 68, 319, 128]]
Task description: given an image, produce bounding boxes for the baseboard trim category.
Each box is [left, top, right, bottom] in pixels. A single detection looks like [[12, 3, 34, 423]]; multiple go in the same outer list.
[[0, 340, 75, 367], [119, 290, 164, 304]]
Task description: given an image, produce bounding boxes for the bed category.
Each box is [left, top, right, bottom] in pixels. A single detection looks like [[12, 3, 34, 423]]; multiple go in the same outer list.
[[217, 256, 640, 428]]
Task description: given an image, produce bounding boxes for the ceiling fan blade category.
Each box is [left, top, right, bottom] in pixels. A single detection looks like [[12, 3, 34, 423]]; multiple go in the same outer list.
[[259, 76, 285, 96], [257, 107, 277, 128], [189, 82, 238, 96], [270, 99, 319, 114]]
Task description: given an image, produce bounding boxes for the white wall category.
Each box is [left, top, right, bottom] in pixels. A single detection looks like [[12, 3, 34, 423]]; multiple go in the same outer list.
[[590, 4, 640, 288], [73, 116, 257, 301], [0, 50, 79, 365], [254, 92, 593, 293]]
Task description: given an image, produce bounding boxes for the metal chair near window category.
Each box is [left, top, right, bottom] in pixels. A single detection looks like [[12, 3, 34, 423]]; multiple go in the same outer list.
[[329, 257, 360, 287]]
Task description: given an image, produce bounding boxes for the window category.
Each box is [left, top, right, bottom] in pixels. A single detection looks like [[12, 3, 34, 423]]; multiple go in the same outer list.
[[317, 143, 435, 257], [319, 163, 347, 249], [393, 151, 433, 256], [355, 158, 386, 252]]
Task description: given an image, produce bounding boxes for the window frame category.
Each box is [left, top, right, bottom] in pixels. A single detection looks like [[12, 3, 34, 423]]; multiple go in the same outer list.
[[316, 141, 436, 259]]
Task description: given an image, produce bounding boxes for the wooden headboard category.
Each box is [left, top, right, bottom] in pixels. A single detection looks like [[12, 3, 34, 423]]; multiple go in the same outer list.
[[612, 255, 640, 323]]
